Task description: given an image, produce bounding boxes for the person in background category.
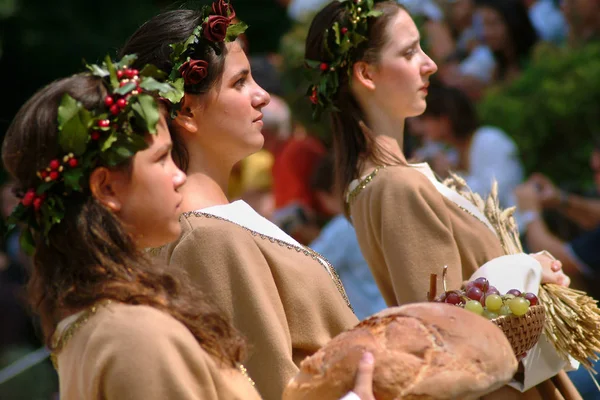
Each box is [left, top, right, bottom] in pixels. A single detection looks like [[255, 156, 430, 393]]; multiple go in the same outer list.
[[438, 0, 497, 99], [418, 85, 523, 208], [561, 0, 600, 44], [270, 122, 327, 243], [309, 155, 387, 320], [522, 0, 567, 44], [514, 144, 600, 280], [515, 143, 600, 400], [476, 0, 538, 83]]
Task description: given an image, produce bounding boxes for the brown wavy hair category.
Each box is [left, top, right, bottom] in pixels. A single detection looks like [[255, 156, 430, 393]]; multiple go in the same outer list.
[[2, 74, 245, 367], [305, 1, 406, 215]]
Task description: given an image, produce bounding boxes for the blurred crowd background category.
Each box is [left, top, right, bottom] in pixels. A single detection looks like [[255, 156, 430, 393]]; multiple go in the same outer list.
[[1, 0, 599, 398]]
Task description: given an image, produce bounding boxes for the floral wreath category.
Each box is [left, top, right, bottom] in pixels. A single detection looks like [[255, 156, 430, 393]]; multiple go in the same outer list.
[[5, 54, 179, 253], [166, 0, 247, 105], [305, 0, 383, 119]]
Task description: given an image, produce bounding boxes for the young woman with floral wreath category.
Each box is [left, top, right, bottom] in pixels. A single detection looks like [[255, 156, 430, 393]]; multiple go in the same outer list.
[[304, 0, 581, 399], [1, 56, 254, 398], [1, 56, 377, 400], [118, 2, 359, 399]]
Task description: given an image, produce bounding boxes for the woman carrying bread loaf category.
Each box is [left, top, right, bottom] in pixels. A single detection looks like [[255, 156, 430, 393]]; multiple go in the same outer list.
[[2, 56, 377, 400], [118, 2, 359, 400], [305, 1, 580, 398]]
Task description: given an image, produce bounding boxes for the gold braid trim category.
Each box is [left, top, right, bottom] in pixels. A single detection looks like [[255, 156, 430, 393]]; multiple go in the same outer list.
[[50, 300, 112, 370], [181, 211, 354, 312]]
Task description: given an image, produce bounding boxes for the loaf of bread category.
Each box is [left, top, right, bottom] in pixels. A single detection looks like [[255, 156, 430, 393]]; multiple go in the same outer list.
[[283, 303, 517, 400]]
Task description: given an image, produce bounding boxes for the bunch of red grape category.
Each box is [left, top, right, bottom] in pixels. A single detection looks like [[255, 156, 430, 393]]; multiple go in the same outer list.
[[435, 277, 539, 319]]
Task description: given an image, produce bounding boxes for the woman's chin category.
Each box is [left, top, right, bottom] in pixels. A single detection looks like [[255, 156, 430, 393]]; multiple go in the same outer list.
[[247, 134, 266, 153], [408, 102, 428, 118]]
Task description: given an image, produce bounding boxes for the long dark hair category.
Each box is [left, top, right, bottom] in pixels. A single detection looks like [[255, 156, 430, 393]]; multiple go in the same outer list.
[[477, 0, 537, 80], [2, 74, 245, 367], [305, 1, 405, 214], [119, 9, 229, 172]]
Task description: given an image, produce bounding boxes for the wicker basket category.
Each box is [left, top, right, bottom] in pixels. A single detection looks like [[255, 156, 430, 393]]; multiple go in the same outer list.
[[491, 305, 545, 356]]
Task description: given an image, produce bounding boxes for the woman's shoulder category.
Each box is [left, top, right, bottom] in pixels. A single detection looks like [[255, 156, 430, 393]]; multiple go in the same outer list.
[[349, 164, 439, 204], [60, 302, 219, 371], [79, 303, 195, 348], [174, 211, 259, 247]]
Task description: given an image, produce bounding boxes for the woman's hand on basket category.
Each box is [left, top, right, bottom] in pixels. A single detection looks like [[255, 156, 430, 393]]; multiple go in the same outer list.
[[348, 352, 376, 400], [530, 252, 571, 287]]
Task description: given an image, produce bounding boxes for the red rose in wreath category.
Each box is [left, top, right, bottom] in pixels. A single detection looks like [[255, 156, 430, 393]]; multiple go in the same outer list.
[[212, 0, 236, 21], [203, 15, 229, 42], [179, 59, 209, 85]]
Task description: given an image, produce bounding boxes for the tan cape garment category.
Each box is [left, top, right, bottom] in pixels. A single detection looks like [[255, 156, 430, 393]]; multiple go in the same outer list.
[[54, 302, 261, 400], [348, 165, 582, 400], [155, 210, 359, 400]]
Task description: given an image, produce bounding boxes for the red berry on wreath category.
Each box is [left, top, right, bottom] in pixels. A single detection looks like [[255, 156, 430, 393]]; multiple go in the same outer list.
[[341, 27, 348, 34], [310, 88, 319, 105], [104, 96, 114, 107], [98, 119, 110, 128], [116, 98, 127, 108], [68, 158, 78, 168], [117, 70, 124, 79], [33, 197, 43, 211], [91, 131, 101, 140], [22, 190, 35, 207], [110, 104, 120, 115], [49, 159, 60, 170], [49, 171, 59, 181], [320, 63, 328, 72]]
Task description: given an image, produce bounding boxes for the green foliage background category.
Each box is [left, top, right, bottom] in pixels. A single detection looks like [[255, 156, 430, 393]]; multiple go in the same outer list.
[[478, 43, 600, 191]]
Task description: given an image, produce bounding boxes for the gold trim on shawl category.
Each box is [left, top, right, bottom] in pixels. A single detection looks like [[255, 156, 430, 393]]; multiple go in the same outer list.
[[181, 211, 354, 311]]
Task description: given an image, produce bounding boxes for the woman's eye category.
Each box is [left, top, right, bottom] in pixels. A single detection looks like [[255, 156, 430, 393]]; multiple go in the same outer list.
[[235, 77, 246, 87], [159, 152, 169, 164]]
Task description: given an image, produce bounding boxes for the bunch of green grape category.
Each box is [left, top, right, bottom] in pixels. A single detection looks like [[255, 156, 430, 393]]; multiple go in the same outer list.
[[434, 277, 539, 319]]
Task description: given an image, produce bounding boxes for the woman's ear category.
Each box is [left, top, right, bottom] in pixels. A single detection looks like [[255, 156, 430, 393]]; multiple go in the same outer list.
[[352, 61, 377, 92], [89, 167, 126, 212], [172, 94, 200, 135]]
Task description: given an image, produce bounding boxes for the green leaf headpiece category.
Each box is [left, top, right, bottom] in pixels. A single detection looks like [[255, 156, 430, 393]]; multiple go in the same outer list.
[[167, 0, 248, 105], [6, 54, 179, 253], [305, 0, 383, 119]]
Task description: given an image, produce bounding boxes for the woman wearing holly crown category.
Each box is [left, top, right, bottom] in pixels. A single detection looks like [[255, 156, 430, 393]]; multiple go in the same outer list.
[[305, 0, 580, 398], [118, 2, 358, 399]]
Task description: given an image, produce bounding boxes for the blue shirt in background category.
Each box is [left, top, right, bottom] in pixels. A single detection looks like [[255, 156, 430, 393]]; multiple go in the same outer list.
[[310, 215, 387, 320]]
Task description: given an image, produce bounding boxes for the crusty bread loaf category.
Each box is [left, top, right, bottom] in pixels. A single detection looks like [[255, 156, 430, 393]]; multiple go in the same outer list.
[[283, 303, 517, 400]]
